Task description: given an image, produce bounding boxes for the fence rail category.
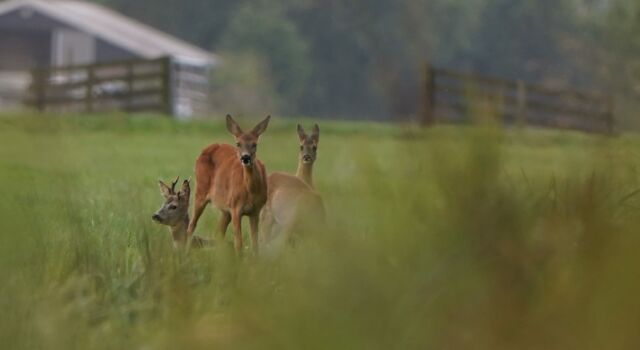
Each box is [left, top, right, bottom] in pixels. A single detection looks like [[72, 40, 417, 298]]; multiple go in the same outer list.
[[26, 57, 174, 115], [423, 65, 614, 134]]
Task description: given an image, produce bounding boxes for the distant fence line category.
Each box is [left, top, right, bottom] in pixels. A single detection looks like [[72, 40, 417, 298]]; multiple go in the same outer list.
[[423, 64, 614, 134], [23, 58, 614, 130], [25, 56, 208, 116]]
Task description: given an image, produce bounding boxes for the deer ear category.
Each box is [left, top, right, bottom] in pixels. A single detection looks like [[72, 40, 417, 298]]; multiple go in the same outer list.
[[252, 115, 271, 137], [297, 124, 307, 142], [311, 123, 320, 142], [226, 114, 243, 137], [158, 180, 172, 198]]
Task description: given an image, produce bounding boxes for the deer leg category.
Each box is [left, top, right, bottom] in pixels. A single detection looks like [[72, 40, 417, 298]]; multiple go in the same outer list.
[[249, 214, 259, 255], [217, 210, 231, 241], [231, 212, 243, 255], [188, 194, 209, 236]]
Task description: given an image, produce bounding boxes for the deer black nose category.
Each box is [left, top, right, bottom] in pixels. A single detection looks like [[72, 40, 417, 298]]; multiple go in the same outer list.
[[303, 155, 312, 162], [152, 214, 161, 222], [241, 155, 251, 165]]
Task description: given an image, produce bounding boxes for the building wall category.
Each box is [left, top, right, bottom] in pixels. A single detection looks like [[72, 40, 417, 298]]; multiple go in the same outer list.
[[0, 8, 68, 31], [51, 29, 96, 66], [0, 10, 62, 69], [0, 5, 211, 116], [96, 39, 138, 63], [0, 29, 50, 70], [0, 6, 141, 69]]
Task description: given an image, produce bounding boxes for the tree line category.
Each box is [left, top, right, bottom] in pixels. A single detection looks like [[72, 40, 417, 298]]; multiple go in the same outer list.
[[98, 0, 639, 124]]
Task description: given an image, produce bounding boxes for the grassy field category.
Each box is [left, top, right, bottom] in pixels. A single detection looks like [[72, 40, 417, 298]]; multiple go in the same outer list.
[[1, 113, 640, 349]]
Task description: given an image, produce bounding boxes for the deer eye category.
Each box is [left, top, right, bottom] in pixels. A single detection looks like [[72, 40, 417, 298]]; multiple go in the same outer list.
[[312, 145, 317, 151], [300, 145, 303, 151], [168, 205, 177, 210], [236, 142, 241, 147], [252, 143, 257, 149]]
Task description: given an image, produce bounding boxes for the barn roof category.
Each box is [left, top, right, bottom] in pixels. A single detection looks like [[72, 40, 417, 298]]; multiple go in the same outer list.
[[0, 0, 216, 66]]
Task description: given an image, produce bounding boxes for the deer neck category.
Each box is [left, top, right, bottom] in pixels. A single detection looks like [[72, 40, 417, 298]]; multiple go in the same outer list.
[[242, 163, 262, 193], [170, 215, 189, 245], [296, 161, 314, 188]]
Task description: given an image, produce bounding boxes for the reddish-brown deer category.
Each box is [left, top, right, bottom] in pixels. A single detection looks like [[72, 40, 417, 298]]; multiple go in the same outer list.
[[187, 115, 271, 254], [261, 124, 325, 244], [152, 177, 210, 249]]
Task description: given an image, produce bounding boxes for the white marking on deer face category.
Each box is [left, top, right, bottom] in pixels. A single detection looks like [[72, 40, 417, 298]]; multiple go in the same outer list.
[[235, 134, 258, 167], [226, 114, 271, 168], [297, 124, 320, 164]]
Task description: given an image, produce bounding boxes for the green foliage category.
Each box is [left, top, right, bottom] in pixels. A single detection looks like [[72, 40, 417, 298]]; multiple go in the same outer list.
[[94, 0, 638, 122], [104, 0, 240, 51], [2, 113, 640, 348], [600, 1, 640, 91], [210, 51, 282, 115], [472, 0, 579, 79], [218, 0, 311, 114]]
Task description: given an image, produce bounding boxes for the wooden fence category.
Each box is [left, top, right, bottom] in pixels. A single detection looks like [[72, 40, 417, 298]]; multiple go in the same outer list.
[[25, 57, 193, 115], [423, 65, 615, 134]]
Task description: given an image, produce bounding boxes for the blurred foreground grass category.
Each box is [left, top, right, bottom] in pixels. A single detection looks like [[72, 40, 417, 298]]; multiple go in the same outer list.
[[1, 113, 640, 349]]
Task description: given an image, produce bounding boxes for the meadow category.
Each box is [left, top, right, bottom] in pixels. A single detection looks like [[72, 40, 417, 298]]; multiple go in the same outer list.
[[1, 113, 640, 349]]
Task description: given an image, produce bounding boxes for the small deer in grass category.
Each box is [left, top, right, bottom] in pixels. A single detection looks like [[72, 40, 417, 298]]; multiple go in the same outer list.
[[261, 124, 325, 244], [187, 115, 271, 254], [152, 177, 209, 249], [295, 124, 320, 188]]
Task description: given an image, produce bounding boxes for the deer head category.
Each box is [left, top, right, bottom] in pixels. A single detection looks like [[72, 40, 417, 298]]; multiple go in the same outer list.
[[297, 124, 320, 164], [152, 176, 190, 226], [226, 114, 271, 167]]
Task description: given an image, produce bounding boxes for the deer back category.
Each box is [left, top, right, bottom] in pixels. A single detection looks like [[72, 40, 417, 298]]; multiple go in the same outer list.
[[266, 172, 325, 228]]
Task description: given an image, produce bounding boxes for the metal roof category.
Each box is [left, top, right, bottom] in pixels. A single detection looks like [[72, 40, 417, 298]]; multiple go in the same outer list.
[[0, 0, 217, 66]]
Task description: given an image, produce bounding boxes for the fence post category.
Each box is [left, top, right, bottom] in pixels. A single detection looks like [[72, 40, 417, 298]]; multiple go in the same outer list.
[[86, 66, 95, 113], [31, 68, 46, 112], [422, 61, 436, 126], [126, 62, 134, 111], [516, 80, 527, 128], [161, 56, 175, 116]]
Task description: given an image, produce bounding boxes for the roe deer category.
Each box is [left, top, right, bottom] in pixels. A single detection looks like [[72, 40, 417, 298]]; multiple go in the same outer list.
[[187, 115, 271, 254], [295, 124, 319, 188], [152, 177, 210, 249], [261, 124, 325, 244], [151, 177, 209, 248]]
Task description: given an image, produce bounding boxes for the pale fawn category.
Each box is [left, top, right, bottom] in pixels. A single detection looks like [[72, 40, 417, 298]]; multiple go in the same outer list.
[[261, 124, 325, 244], [187, 115, 271, 255], [152, 177, 209, 249]]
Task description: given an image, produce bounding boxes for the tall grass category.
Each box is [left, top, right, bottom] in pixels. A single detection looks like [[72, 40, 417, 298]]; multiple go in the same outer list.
[[1, 113, 640, 349]]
